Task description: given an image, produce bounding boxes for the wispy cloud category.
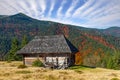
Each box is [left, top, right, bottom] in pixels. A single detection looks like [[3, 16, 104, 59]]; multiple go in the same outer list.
[[72, 0, 95, 18], [88, 13, 120, 25], [57, 0, 67, 18], [48, 0, 56, 17], [65, 0, 79, 17], [87, 0, 119, 19], [0, 0, 120, 28], [80, 0, 106, 17], [37, 0, 46, 13], [0, 0, 18, 15]]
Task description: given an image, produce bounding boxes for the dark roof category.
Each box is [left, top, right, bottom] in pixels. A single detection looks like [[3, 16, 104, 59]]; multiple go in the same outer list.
[[17, 35, 78, 54]]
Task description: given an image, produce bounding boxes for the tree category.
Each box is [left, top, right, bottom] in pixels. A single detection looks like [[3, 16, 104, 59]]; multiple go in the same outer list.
[[104, 50, 120, 70], [106, 57, 114, 69], [21, 35, 28, 48], [6, 37, 21, 61], [112, 51, 120, 69], [75, 52, 83, 65]]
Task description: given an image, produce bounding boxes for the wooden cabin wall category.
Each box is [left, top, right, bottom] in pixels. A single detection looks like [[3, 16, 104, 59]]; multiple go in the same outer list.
[[23, 53, 74, 67], [24, 57, 36, 66], [23, 54, 43, 66], [24, 57, 45, 66]]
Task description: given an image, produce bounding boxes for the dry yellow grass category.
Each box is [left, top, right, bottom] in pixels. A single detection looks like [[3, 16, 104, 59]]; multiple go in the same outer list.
[[0, 61, 120, 80]]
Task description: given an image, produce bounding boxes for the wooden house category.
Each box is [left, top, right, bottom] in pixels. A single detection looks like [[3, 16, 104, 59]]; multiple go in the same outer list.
[[17, 35, 78, 69]]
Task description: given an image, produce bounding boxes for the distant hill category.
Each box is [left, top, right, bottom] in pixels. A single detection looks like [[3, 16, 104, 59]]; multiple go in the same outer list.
[[101, 27, 120, 37], [0, 13, 120, 67]]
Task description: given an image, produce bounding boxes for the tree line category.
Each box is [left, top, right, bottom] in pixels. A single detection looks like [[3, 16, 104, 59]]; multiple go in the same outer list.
[[5, 35, 28, 61]]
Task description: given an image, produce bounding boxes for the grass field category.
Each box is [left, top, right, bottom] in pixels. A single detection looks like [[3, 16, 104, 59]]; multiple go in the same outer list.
[[0, 61, 120, 80]]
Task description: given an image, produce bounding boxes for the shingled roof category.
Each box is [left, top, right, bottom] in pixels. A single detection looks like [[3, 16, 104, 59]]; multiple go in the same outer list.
[[17, 35, 78, 54]]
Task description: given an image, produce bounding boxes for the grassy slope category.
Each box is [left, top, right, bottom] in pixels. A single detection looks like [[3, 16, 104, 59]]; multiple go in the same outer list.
[[0, 61, 120, 80]]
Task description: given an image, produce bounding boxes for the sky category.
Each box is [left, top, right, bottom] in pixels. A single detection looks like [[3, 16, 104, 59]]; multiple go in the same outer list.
[[0, 0, 120, 29]]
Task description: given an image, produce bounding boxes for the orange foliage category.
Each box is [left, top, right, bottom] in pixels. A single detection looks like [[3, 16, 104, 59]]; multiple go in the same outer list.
[[94, 48, 102, 56], [94, 51, 98, 56], [75, 52, 83, 65]]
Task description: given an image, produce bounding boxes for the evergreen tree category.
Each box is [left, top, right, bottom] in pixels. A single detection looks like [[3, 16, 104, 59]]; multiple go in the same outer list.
[[112, 51, 120, 69], [6, 37, 21, 61], [105, 50, 120, 69], [21, 35, 28, 48], [106, 57, 114, 69]]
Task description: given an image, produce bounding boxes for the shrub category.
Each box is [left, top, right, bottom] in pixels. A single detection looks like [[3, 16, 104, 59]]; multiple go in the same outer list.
[[111, 78, 120, 80], [18, 64, 27, 69], [32, 59, 43, 67], [74, 70, 83, 74]]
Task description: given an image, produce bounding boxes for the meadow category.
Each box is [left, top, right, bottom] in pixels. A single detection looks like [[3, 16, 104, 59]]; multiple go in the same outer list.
[[0, 61, 120, 80]]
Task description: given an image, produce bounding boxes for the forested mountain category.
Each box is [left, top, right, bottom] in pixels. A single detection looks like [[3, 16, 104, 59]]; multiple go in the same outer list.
[[101, 27, 120, 37], [0, 13, 120, 68], [0, 15, 8, 19]]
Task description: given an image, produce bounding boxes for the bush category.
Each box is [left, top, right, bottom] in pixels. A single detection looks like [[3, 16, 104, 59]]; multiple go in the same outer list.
[[111, 78, 120, 80], [74, 70, 83, 74], [32, 59, 43, 67], [18, 64, 27, 69]]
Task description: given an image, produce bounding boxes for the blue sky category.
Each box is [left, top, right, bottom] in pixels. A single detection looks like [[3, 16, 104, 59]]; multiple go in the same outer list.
[[0, 0, 120, 29]]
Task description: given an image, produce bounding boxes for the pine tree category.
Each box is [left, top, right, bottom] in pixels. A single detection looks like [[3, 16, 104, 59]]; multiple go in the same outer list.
[[112, 51, 120, 69], [6, 37, 21, 61], [105, 50, 120, 69], [21, 35, 28, 48], [106, 57, 114, 69]]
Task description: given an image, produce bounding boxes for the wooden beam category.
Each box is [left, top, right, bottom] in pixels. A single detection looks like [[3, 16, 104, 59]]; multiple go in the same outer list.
[[23, 55, 25, 65]]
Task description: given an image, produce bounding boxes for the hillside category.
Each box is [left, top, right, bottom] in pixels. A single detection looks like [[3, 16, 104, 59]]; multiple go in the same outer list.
[[101, 27, 120, 37], [0, 15, 8, 19], [0, 13, 120, 67]]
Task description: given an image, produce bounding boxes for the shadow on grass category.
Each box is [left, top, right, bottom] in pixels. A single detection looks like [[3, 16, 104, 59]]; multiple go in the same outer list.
[[80, 65, 96, 68], [69, 65, 96, 70]]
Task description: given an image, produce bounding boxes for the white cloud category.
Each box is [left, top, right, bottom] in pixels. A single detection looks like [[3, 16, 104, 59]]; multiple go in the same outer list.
[[72, 0, 95, 17], [89, 13, 120, 24], [87, 0, 120, 19], [71, 0, 120, 28], [80, 0, 106, 17], [0, 0, 119, 28], [48, 0, 56, 17], [0, 0, 18, 15], [57, 0, 67, 18], [37, 0, 46, 13], [0, 0, 47, 19], [65, 0, 79, 17]]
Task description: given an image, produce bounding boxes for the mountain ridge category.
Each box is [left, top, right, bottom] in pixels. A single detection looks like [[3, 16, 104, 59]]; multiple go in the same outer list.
[[1, 13, 120, 30]]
